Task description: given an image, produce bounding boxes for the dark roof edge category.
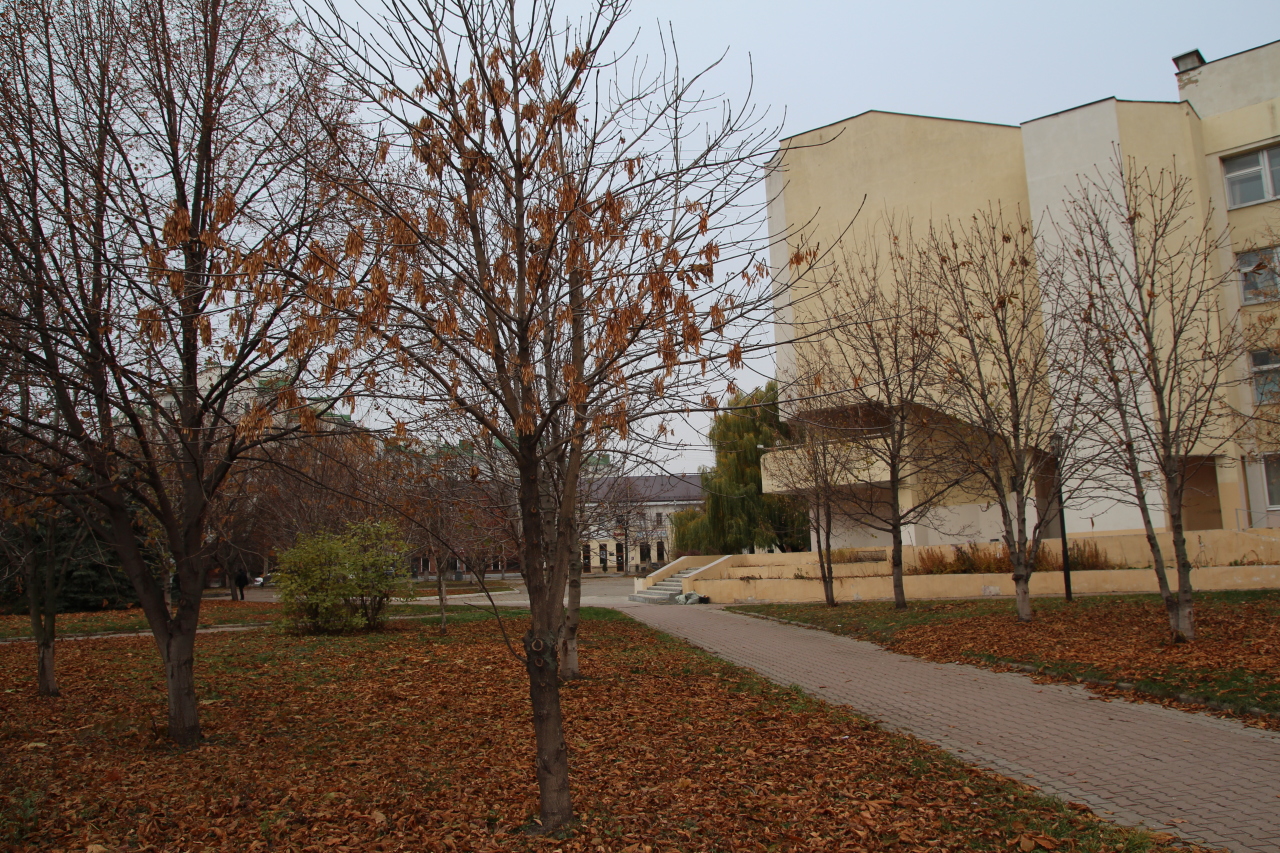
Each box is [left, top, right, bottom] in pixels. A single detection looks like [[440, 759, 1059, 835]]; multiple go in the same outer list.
[[1177, 38, 1280, 75], [1022, 96, 1187, 125], [780, 109, 1018, 142]]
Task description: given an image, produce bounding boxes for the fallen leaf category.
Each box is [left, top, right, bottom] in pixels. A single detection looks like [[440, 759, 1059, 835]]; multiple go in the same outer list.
[[0, 616, 1196, 853]]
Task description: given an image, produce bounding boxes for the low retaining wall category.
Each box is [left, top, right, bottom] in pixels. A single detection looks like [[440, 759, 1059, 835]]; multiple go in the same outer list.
[[689, 564, 1280, 604], [1049, 529, 1280, 568]]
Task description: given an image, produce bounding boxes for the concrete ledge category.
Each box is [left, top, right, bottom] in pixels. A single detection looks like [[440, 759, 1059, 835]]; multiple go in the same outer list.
[[690, 564, 1280, 604]]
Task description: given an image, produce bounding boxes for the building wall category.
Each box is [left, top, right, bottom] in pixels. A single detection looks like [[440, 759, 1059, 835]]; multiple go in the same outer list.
[[767, 41, 1280, 547], [767, 114, 1034, 547], [1182, 41, 1280, 528], [581, 498, 698, 572], [675, 534, 1280, 602], [773, 111, 1029, 334], [1020, 98, 1217, 535], [1177, 40, 1280, 119]]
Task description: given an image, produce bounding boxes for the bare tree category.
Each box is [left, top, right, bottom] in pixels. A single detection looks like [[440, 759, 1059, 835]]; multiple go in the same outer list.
[[0, 0, 354, 743], [305, 0, 777, 827], [1050, 161, 1245, 642], [922, 209, 1092, 622], [761, 418, 861, 605], [779, 226, 965, 609], [0, 483, 95, 696]]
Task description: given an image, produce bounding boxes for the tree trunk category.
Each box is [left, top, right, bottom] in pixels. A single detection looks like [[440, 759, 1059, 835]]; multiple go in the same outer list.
[[889, 480, 906, 611], [559, 550, 582, 679], [1124, 442, 1175, 621], [1166, 498, 1197, 643], [820, 495, 836, 607], [36, 639, 58, 697], [523, 628, 572, 828], [890, 524, 906, 611], [25, 555, 60, 697], [435, 553, 448, 636], [1012, 567, 1032, 622], [161, 627, 201, 744], [517, 446, 574, 830], [1010, 542, 1033, 622]]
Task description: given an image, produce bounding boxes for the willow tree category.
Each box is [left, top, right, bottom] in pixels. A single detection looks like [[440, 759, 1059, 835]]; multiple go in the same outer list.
[[0, 0, 354, 743], [689, 382, 809, 554], [307, 0, 777, 828]]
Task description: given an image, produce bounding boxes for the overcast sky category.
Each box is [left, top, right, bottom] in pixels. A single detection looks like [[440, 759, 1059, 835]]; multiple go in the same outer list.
[[630, 1, 1280, 135]]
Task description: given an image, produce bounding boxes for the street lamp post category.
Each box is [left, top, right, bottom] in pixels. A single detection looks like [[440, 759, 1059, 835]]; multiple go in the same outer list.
[[1052, 433, 1073, 602]]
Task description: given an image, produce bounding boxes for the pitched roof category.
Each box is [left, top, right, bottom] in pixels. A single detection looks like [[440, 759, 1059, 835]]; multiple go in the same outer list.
[[583, 474, 702, 505]]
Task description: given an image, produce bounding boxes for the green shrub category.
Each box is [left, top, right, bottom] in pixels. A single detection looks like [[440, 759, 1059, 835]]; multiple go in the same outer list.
[[277, 521, 409, 633]]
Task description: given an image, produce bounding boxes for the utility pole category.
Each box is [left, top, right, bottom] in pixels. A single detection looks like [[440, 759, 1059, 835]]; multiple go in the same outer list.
[[1052, 433, 1073, 602]]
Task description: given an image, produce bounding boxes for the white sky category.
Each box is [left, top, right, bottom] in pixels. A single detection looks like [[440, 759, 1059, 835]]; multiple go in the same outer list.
[[631, 0, 1280, 133], [323, 0, 1280, 473]]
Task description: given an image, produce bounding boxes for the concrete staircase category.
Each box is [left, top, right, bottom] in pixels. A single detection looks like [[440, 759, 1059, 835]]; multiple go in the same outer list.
[[627, 566, 703, 604]]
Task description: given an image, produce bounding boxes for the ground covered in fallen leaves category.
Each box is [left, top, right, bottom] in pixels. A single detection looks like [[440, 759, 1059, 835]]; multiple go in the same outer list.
[[733, 591, 1280, 723], [0, 610, 1202, 852]]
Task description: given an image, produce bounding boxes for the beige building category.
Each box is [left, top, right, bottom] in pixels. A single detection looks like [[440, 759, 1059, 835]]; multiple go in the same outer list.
[[580, 474, 702, 573], [764, 39, 1280, 548]]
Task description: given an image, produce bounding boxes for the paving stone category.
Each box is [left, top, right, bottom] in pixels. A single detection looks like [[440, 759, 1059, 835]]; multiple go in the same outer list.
[[622, 604, 1280, 853]]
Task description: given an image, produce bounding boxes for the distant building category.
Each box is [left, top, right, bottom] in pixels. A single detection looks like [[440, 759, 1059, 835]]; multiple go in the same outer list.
[[580, 474, 702, 573], [763, 39, 1280, 548]]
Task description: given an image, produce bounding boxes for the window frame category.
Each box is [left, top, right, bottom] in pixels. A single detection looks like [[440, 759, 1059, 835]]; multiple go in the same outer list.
[[1251, 348, 1280, 405], [1265, 455, 1280, 509], [1239, 247, 1280, 305], [1224, 145, 1280, 209]]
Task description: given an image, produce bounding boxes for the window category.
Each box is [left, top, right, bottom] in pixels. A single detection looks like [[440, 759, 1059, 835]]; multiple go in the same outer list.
[[1266, 456, 1280, 508], [1239, 248, 1280, 304], [1252, 349, 1280, 404], [599, 543, 608, 568], [1224, 145, 1280, 208], [655, 512, 664, 527]]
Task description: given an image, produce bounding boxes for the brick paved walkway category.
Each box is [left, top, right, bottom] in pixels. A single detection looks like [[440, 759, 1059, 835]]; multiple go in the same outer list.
[[621, 604, 1280, 853]]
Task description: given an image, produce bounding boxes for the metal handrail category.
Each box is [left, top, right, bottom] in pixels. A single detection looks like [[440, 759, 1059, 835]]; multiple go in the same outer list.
[[1236, 507, 1280, 530]]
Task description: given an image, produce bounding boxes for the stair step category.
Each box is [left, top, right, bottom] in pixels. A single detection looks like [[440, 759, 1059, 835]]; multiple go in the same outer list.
[[627, 590, 677, 604], [632, 564, 711, 605]]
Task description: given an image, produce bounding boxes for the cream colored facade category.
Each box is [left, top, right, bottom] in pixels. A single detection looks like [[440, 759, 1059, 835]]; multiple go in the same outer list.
[[579, 474, 702, 574], [765, 40, 1280, 548]]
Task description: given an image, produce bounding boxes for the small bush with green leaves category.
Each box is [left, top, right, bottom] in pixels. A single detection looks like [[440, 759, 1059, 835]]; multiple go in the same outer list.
[[277, 521, 409, 633]]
